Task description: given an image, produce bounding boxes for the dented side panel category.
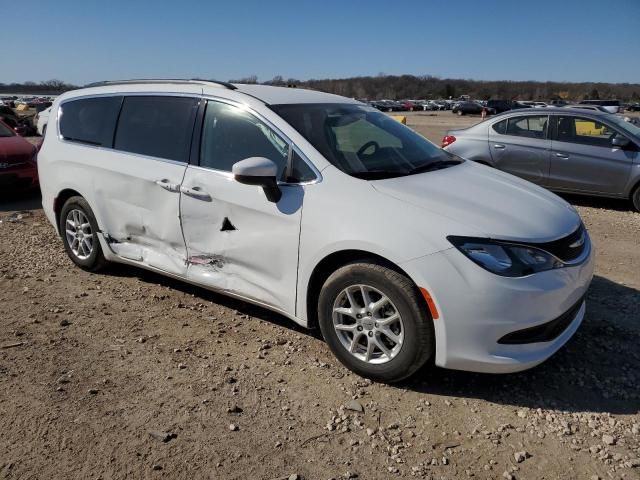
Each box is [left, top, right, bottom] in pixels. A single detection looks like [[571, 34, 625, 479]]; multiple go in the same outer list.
[[89, 150, 188, 275], [180, 167, 303, 315]]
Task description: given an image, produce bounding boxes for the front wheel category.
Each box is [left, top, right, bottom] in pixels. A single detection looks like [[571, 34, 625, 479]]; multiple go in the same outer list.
[[318, 262, 435, 383], [632, 186, 640, 212]]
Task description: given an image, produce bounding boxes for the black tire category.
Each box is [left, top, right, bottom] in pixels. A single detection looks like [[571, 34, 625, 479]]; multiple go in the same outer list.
[[59, 196, 108, 272], [632, 185, 640, 212], [318, 262, 435, 383]]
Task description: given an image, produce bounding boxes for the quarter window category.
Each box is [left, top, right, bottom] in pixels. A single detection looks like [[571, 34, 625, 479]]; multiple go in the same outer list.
[[492, 120, 507, 134], [200, 101, 289, 178], [60, 96, 123, 147], [288, 149, 317, 183], [505, 116, 548, 139], [556, 116, 616, 147], [114, 96, 199, 162]]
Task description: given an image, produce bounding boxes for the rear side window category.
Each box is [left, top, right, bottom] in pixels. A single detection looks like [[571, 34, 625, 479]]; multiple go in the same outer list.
[[114, 96, 199, 162], [60, 96, 123, 147], [492, 120, 507, 134], [505, 115, 548, 139]]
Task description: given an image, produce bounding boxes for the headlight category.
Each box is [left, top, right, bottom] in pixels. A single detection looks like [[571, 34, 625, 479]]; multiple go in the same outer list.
[[447, 236, 563, 277]]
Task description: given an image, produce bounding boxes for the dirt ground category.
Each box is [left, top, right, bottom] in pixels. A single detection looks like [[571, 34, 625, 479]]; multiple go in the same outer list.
[[1, 112, 639, 480]]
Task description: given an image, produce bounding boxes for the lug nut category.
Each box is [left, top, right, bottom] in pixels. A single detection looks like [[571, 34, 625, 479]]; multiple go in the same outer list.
[[357, 326, 363, 331], [367, 312, 372, 317], [356, 314, 362, 319], [368, 331, 373, 337]]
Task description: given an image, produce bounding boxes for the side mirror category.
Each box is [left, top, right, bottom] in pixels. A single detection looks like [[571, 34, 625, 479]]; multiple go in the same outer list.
[[232, 157, 282, 203], [611, 135, 630, 148]]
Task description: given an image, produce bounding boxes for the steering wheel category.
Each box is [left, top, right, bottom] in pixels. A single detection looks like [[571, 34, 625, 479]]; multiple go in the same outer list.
[[357, 141, 380, 157]]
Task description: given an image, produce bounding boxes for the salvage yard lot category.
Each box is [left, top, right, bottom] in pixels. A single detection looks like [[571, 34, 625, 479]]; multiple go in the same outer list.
[[1, 112, 639, 480]]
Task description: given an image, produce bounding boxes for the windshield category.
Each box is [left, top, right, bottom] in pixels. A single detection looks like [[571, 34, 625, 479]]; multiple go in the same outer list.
[[271, 103, 462, 179], [0, 121, 15, 137], [608, 115, 640, 137]]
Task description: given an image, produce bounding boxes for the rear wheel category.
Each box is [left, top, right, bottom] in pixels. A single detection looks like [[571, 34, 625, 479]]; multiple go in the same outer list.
[[318, 262, 434, 383], [59, 196, 108, 272]]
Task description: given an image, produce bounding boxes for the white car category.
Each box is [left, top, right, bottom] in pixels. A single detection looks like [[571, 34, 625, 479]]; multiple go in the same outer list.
[[35, 106, 51, 136], [37, 80, 594, 383]]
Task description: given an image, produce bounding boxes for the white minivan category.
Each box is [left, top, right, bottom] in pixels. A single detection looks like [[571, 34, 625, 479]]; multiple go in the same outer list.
[[38, 80, 594, 383]]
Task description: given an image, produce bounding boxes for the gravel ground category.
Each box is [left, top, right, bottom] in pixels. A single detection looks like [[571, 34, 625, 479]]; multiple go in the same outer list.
[[1, 113, 639, 480]]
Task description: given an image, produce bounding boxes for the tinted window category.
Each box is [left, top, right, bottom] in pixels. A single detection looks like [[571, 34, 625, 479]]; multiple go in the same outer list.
[[556, 116, 616, 147], [200, 101, 289, 178], [114, 96, 199, 162], [60, 96, 122, 147], [492, 119, 507, 134], [505, 115, 548, 139]]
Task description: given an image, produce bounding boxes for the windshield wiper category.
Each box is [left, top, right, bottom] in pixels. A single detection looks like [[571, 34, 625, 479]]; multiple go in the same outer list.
[[407, 159, 463, 175]]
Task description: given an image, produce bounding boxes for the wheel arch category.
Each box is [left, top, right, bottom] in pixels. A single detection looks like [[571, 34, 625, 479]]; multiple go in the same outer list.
[[53, 188, 84, 234], [304, 249, 428, 330]]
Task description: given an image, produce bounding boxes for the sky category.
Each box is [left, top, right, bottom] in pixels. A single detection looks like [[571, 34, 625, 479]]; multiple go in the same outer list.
[[2, 0, 639, 86]]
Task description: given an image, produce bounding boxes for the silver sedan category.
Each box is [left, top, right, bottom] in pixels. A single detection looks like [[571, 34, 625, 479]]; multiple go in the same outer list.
[[443, 108, 640, 211]]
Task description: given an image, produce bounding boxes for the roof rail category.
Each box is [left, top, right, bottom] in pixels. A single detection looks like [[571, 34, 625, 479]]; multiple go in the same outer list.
[[84, 79, 237, 90]]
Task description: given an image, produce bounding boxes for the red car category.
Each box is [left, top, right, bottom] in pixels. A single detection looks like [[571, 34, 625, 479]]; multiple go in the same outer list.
[[0, 120, 38, 190]]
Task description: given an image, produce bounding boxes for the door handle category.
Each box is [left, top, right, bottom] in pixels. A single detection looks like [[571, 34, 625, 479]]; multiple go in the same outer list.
[[155, 179, 180, 192], [180, 185, 212, 201], [493, 144, 506, 149], [555, 153, 569, 159]]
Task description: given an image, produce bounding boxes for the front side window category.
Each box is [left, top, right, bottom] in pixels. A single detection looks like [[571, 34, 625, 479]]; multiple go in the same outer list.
[[200, 101, 289, 177], [555, 116, 617, 147], [114, 96, 199, 162], [60, 96, 123, 147], [505, 115, 548, 139], [271, 103, 461, 179]]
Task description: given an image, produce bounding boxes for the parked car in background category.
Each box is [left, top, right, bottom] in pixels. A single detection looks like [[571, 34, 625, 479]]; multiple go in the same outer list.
[[565, 104, 612, 113], [35, 107, 51, 136], [452, 102, 496, 116], [0, 106, 33, 136], [38, 79, 593, 383], [487, 100, 532, 114], [626, 103, 640, 112], [443, 108, 640, 210], [579, 99, 621, 114], [452, 101, 483, 115], [0, 119, 38, 190]]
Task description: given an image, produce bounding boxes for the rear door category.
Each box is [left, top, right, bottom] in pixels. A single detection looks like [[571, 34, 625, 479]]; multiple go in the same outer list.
[[548, 115, 636, 195], [89, 95, 199, 274], [180, 99, 316, 314], [488, 114, 551, 185]]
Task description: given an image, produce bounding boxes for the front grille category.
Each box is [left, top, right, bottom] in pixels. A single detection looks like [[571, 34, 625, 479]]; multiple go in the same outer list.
[[497, 295, 585, 345], [534, 223, 587, 263]]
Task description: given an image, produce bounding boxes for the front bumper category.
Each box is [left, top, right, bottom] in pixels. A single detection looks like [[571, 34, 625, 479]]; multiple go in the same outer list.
[[401, 241, 594, 374]]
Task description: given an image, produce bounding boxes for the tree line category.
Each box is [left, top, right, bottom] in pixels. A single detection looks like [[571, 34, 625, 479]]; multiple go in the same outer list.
[[3, 75, 640, 102]]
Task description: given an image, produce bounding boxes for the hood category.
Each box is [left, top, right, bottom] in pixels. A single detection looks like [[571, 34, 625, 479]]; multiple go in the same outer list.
[[0, 135, 35, 164], [372, 161, 581, 242]]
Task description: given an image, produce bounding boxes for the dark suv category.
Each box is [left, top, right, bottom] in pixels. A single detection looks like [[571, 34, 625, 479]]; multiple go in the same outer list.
[[487, 100, 531, 114]]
